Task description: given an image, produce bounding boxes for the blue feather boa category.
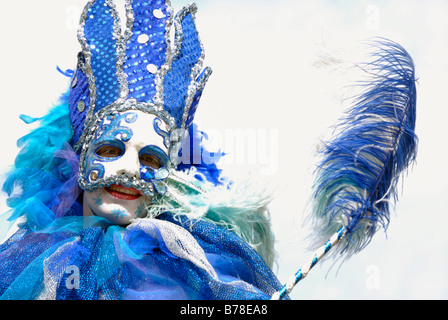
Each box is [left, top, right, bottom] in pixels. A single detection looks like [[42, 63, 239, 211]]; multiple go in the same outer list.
[[2, 92, 81, 233]]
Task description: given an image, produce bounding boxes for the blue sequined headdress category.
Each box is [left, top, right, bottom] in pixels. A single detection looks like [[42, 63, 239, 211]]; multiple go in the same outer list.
[[69, 0, 211, 195]]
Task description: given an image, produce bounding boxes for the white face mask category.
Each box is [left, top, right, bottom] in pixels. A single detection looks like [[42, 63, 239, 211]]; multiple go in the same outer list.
[[82, 110, 169, 225]]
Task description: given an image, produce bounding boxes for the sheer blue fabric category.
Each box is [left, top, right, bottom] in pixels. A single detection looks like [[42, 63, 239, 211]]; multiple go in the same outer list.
[[0, 212, 283, 300]]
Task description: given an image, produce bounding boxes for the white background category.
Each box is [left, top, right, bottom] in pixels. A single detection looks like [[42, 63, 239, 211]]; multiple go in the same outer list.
[[0, 0, 447, 300]]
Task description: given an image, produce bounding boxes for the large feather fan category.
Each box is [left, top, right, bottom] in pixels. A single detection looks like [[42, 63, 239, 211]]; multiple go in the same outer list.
[[308, 39, 418, 260]]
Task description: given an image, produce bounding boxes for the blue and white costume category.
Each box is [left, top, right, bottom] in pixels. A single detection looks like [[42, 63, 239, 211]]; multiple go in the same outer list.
[[0, 0, 419, 301], [0, 0, 283, 300]]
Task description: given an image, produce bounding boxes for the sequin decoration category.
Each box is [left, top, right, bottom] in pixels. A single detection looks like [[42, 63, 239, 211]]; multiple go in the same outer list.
[[68, 57, 91, 147], [163, 9, 203, 128], [184, 68, 212, 130], [84, 0, 121, 113], [140, 166, 169, 194], [124, 0, 171, 103], [146, 64, 158, 74], [77, 101, 86, 113], [72, 0, 213, 181], [137, 34, 149, 44], [0, 214, 285, 300]]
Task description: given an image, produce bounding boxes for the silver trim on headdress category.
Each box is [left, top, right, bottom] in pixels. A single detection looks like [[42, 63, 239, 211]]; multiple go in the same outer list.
[[73, 0, 212, 195]]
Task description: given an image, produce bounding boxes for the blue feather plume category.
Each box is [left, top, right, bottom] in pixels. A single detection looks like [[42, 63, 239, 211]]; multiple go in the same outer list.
[[308, 39, 418, 259]]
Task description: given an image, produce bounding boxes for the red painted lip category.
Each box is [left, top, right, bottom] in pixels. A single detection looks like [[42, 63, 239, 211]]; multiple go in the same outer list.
[[105, 184, 142, 201]]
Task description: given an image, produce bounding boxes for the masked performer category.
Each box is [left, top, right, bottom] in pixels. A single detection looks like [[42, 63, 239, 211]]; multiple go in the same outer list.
[[0, 0, 282, 300], [0, 0, 418, 301]]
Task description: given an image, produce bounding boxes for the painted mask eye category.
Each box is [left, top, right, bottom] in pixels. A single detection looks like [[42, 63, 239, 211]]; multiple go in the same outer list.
[[96, 145, 123, 158], [140, 154, 162, 169]]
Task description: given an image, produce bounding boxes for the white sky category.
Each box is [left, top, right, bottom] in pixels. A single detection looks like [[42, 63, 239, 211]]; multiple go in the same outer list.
[[0, 0, 447, 300]]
